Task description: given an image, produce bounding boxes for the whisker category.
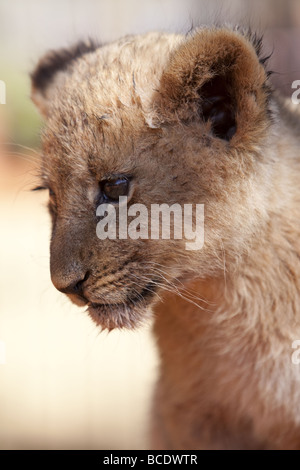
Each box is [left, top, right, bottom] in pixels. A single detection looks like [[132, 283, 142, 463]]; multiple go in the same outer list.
[[130, 279, 163, 303], [2, 142, 40, 156], [6, 154, 40, 162], [130, 272, 213, 312], [142, 262, 215, 306]]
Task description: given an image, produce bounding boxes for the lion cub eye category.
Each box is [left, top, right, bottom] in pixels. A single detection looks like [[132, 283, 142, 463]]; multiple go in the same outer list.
[[101, 176, 130, 202]]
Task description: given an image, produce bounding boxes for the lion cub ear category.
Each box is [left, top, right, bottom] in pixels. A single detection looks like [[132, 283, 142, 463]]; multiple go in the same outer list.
[[31, 40, 99, 117], [155, 28, 271, 142]]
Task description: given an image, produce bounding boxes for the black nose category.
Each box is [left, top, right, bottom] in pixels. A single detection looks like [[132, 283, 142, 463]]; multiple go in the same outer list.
[[52, 270, 90, 300]]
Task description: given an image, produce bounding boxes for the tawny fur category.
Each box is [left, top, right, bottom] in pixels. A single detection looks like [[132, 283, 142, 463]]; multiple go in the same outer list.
[[31, 27, 300, 449]]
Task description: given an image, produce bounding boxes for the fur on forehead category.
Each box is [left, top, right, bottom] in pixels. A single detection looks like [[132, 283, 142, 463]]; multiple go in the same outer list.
[[32, 26, 272, 161], [31, 32, 182, 119]]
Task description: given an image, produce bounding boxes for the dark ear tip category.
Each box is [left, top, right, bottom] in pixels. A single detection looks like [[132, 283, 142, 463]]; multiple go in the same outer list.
[[31, 53, 59, 93], [31, 39, 100, 93]]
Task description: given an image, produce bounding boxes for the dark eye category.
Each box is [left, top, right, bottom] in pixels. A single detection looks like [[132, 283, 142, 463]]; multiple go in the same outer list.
[[49, 187, 55, 198], [48, 186, 57, 209], [101, 176, 130, 202]]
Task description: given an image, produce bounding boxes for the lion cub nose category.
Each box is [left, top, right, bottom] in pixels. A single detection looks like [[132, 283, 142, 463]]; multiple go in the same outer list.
[[51, 270, 90, 299]]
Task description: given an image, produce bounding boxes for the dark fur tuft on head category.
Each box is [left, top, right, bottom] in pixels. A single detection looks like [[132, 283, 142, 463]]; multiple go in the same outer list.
[[31, 39, 100, 93], [237, 27, 274, 73]]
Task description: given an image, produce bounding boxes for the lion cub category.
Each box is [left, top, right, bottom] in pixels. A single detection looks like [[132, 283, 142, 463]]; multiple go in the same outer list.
[[31, 27, 300, 449]]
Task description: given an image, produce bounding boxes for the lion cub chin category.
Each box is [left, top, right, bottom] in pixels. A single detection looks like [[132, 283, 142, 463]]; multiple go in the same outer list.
[[31, 27, 300, 449]]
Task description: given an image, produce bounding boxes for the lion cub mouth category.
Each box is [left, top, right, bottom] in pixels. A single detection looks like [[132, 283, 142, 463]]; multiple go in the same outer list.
[[87, 280, 158, 330]]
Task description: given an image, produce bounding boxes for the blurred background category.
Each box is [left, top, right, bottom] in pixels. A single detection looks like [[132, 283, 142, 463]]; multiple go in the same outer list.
[[0, 0, 300, 450]]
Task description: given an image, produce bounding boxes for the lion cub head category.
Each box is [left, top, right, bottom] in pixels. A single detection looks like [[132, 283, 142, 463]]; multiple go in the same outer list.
[[31, 28, 273, 330]]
